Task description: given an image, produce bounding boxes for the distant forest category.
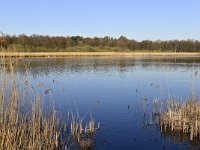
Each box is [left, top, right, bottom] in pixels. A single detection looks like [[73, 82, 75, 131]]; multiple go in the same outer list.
[[1, 34, 200, 52]]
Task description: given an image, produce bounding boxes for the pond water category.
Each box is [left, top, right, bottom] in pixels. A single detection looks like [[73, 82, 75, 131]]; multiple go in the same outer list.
[[2, 56, 200, 149]]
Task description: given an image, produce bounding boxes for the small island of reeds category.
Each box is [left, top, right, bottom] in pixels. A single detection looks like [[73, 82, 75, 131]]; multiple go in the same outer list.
[[160, 98, 200, 141]]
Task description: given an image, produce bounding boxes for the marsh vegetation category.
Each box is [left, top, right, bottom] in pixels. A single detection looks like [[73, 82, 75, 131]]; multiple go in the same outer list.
[[160, 98, 200, 141], [0, 59, 99, 149]]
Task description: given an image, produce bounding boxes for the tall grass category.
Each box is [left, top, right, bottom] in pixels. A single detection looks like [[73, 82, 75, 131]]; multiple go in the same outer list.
[[0, 59, 99, 149], [0, 61, 63, 149], [141, 96, 200, 142], [160, 98, 200, 141]]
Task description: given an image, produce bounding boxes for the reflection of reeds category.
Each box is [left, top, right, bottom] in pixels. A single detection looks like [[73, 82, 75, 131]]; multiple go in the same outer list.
[[0, 60, 99, 149], [160, 98, 200, 141]]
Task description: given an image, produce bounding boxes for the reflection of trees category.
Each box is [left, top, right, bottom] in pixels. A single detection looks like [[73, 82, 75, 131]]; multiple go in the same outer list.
[[1, 57, 200, 77]]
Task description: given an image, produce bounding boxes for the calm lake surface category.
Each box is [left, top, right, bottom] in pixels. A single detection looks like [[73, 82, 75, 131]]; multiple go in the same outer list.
[[2, 56, 200, 149]]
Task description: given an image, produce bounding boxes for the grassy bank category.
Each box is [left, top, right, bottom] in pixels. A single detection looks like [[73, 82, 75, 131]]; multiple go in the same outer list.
[[0, 52, 200, 57], [6, 45, 132, 52]]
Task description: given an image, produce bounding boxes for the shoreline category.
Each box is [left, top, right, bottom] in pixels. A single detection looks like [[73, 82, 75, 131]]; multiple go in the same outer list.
[[0, 52, 200, 57]]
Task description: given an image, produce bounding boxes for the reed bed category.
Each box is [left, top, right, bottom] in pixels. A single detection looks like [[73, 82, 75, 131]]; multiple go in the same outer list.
[[0, 52, 200, 58], [0, 59, 99, 149], [0, 64, 62, 149], [160, 98, 200, 141]]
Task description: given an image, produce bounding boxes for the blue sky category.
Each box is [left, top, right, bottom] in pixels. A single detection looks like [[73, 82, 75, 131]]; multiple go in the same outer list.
[[0, 0, 200, 41]]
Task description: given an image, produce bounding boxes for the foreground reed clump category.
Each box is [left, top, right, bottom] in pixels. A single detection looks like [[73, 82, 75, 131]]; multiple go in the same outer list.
[[0, 63, 65, 149], [160, 98, 200, 141], [0, 60, 99, 149], [69, 112, 100, 149]]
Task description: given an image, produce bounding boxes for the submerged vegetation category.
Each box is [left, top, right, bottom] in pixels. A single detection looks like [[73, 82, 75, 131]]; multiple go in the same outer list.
[[1, 33, 200, 52], [0, 59, 99, 149]]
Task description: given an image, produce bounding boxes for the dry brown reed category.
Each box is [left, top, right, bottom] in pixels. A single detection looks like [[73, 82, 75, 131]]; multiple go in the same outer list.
[[0, 59, 99, 149], [160, 98, 200, 141], [0, 52, 200, 58], [0, 61, 63, 149], [69, 111, 100, 149]]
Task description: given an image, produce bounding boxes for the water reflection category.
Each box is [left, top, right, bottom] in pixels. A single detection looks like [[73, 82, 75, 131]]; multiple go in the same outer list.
[[1, 57, 200, 78]]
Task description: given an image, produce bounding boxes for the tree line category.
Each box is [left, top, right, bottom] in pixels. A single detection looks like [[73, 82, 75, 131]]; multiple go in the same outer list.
[[1, 34, 200, 52]]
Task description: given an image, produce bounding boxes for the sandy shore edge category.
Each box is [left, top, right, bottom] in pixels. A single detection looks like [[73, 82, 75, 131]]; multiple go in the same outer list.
[[0, 52, 200, 57]]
